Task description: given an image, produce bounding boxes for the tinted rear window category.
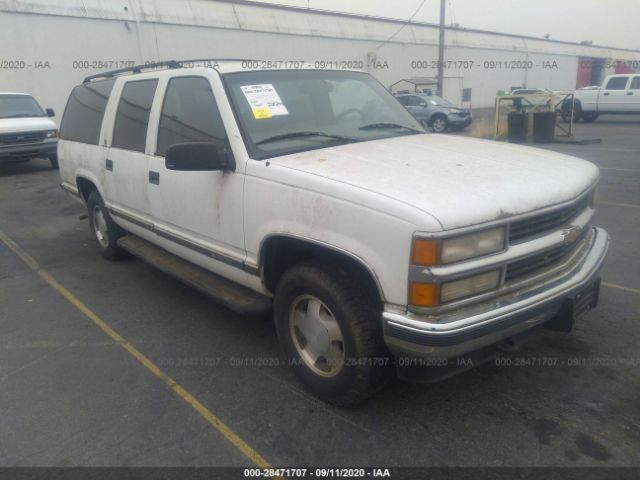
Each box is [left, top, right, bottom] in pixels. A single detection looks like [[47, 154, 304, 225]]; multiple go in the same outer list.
[[60, 79, 115, 144], [112, 79, 158, 153]]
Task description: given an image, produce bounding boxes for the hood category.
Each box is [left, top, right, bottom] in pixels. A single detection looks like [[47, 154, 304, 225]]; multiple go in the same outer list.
[[270, 134, 599, 230], [0, 116, 57, 134]]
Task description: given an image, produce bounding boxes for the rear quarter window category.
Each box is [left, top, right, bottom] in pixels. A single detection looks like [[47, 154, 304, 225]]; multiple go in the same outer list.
[[60, 79, 115, 144]]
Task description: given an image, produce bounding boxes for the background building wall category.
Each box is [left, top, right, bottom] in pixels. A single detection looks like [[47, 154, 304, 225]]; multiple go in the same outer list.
[[1, 0, 638, 122]]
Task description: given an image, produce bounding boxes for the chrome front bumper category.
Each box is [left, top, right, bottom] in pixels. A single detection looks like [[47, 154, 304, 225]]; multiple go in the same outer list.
[[382, 227, 610, 359]]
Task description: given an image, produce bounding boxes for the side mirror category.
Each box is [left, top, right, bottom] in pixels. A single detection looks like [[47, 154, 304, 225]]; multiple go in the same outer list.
[[46, 108, 55, 117], [165, 142, 235, 172]]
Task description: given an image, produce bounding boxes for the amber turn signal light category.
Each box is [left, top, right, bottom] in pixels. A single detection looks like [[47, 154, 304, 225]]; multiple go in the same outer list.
[[409, 282, 439, 307], [411, 239, 439, 266]]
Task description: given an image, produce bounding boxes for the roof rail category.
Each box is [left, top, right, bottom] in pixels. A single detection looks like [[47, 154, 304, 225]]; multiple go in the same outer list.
[[82, 58, 266, 83], [83, 60, 182, 83]]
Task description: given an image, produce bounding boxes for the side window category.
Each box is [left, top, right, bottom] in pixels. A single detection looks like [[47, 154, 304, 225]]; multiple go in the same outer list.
[[60, 79, 115, 145], [112, 79, 158, 153], [630, 77, 640, 90], [156, 77, 227, 157], [605, 76, 629, 90], [396, 96, 409, 106]]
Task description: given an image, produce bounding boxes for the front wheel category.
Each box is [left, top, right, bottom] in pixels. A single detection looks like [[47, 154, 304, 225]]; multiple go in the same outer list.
[[582, 112, 598, 122], [87, 190, 126, 260], [274, 260, 392, 406], [429, 114, 448, 133], [49, 155, 59, 169]]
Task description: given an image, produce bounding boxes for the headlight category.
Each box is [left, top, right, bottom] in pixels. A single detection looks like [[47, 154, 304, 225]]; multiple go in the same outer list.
[[440, 270, 501, 303], [412, 227, 505, 266], [409, 269, 501, 307], [45, 129, 58, 139]]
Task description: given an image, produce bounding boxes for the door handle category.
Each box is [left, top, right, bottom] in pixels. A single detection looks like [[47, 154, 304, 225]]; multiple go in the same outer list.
[[106, 158, 113, 171], [627, 91, 634, 95], [148, 170, 160, 185], [603, 92, 610, 96]]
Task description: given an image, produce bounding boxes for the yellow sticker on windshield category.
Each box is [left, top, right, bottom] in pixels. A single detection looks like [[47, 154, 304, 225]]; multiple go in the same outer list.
[[252, 107, 272, 119]]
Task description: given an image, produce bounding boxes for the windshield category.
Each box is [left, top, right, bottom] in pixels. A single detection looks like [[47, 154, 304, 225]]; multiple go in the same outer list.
[[420, 95, 450, 106], [0, 95, 45, 118], [223, 70, 424, 159]]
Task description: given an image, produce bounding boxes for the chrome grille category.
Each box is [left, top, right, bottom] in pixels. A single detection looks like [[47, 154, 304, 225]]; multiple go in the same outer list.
[[509, 196, 589, 243], [0, 131, 46, 145], [505, 233, 587, 282]]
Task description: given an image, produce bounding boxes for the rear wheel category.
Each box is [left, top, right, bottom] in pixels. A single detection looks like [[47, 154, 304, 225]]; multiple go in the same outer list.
[[274, 259, 392, 406], [87, 190, 126, 260], [561, 102, 581, 123]]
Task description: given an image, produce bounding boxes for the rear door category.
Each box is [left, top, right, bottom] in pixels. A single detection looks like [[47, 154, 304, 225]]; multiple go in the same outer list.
[[599, 76, 630, 112], [103, 78, 158, 228]]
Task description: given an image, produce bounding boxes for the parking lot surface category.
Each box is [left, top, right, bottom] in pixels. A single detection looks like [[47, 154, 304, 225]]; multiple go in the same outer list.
[[1, 116, 639, 468]]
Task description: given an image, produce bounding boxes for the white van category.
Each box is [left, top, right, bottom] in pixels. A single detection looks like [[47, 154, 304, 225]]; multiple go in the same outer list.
[[0, 92, 58, 168]]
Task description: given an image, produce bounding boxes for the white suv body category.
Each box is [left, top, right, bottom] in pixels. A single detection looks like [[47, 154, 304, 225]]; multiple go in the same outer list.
[[58, 61, 609, 404]]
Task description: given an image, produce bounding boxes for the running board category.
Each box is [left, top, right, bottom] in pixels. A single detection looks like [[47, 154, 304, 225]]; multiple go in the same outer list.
[[117, 235, 272, 315]]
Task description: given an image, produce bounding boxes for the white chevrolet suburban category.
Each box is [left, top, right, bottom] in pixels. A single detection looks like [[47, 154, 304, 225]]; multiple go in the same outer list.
[[58, 60, 609, 405], [562, 73, 640, 122], [0, 92, 59, 168]]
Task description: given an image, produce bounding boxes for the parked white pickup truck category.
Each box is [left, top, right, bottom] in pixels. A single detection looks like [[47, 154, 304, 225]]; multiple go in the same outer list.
[[562, 73, 640, 122], [58, 60, 609, 405]]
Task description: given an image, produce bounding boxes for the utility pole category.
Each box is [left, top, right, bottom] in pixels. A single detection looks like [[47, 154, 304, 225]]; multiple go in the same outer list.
[[436, 0, 445, 96]]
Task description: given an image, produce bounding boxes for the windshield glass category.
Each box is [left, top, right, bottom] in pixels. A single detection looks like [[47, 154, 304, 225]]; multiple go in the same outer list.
[[223, 70, 424, 159], [420, 95, 450, 106], [0, 95, 45, 118]]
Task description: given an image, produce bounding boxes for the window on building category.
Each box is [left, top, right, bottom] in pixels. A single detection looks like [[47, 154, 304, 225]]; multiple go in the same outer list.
[[605, 76, 629, 90], [630, 76, 640, 90], [462, 88, 472, 102], [156, 77, 227, 157], [112, 79, 158, 153], [60, 79, 115, 145]]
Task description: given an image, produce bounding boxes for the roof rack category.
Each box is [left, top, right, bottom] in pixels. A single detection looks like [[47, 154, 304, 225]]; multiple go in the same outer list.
[[83, 60, 182, 83], [82, 58, 262, 83]]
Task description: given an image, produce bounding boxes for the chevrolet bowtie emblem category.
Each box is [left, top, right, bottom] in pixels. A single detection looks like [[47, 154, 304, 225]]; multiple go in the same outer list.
[[561, 225, 583, 245]]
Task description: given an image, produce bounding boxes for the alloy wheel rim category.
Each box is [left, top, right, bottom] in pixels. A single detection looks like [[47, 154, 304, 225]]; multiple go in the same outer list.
[[289, 295, 345, 377], [92, 206, 109, 248]]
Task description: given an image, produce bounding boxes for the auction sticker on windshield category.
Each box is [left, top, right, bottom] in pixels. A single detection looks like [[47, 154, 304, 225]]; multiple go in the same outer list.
[[240, 84, 289, 119]]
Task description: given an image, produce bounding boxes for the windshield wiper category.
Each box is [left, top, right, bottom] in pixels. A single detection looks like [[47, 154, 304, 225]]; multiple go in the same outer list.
[[359, 122, 423, 133], [5, 114, 38, 118], [255, 131, 359, 146]]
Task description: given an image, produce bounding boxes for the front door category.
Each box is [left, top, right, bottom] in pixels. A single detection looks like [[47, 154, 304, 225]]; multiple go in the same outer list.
[[147, 74, 246, 276], [599, 76, 630, 112]]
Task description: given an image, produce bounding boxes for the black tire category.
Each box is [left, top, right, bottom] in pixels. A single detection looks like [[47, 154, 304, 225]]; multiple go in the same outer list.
[[49, 156, 59, 169], [429, 114, 448, 133], [581, 112, 599, 122], [561, 102, 581, 123], [274, 259, 392, 406], [87, 190, 126, 260]]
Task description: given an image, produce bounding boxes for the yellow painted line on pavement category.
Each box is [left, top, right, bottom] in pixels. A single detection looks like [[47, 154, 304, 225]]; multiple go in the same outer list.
[[602, 282, 640, 295], [598, 201, 640, 209], [0, 229, 275, 472]]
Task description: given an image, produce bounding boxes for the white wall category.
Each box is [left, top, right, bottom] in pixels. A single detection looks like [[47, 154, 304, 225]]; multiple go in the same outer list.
[[0, 0, 637, 120]]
